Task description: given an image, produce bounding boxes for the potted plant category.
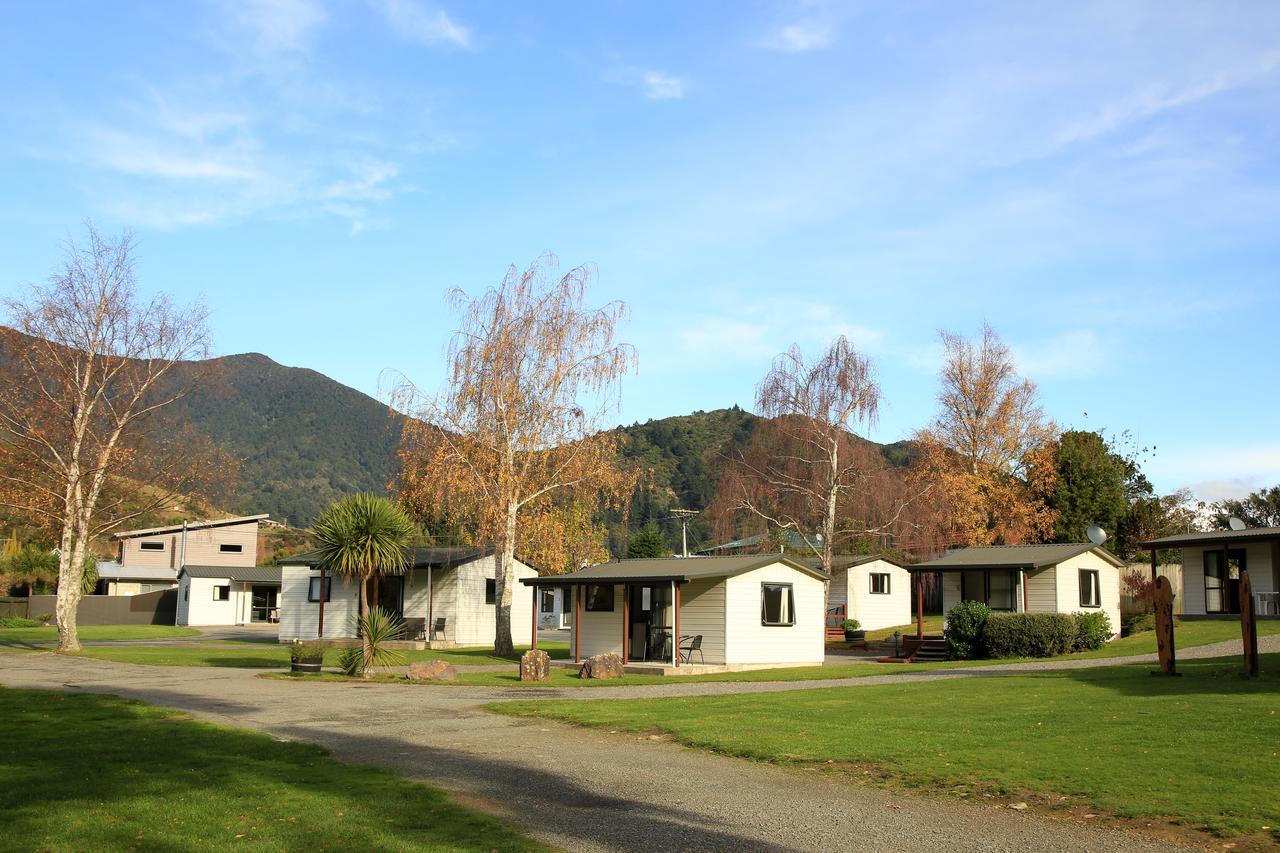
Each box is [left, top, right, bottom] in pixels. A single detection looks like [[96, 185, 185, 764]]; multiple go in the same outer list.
[[841, 618, 864, 642], [290, 640, 326, 673]]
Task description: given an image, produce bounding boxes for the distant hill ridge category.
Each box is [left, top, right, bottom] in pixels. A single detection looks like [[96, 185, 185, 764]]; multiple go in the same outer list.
[[0, 333, 913, 533]]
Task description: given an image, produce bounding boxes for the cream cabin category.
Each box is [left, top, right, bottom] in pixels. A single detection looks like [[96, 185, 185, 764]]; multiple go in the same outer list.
[[822, 555, 912, 632], [1140, 527, 1280, 617], [524, 555, 827, 673]]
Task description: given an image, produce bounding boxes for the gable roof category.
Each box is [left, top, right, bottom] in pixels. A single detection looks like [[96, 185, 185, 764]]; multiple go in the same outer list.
[[1139, 527, 1280, 549], [909, 543, 1125, 571], [799, 554, 902, 572], [521, 554, 827, 586], [113, 515, 270, 540], [179, 565, 282, 583], [277, 545, 492, 569]]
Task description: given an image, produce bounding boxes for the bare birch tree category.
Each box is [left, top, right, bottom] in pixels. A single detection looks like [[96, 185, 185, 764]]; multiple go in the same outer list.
[[395, 255, 635, 656], [715, 336, 918, 588], [0, 225, 210, 651]]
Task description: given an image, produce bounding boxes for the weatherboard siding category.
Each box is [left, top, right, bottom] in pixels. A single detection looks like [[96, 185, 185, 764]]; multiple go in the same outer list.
[[1054, 552, 1121, 636], [1025, 566, 1056, 612], [575, 583, 624, 659], [1179, 543, 1276, 616], [278, 566, 360, 640], [724, 562, 824, 665], [121, 520, 259, 569], [677, 577, 726, 664]]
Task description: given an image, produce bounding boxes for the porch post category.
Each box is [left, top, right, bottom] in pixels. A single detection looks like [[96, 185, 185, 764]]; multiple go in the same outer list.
[[1150, 548, 1157, 584], [531, 582, 538, 651], [1020, 570, 1028, 613], [317, 568, 326, 639], [915, 572, 924, 640], [622, 584, 629, 663], [426, 565, 433, 639], [573, 585, 580, 663], [673, 580, 680, 667]]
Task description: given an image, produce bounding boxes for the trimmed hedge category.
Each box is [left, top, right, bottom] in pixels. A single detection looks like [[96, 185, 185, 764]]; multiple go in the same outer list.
[[944, 602, 1114, 659]]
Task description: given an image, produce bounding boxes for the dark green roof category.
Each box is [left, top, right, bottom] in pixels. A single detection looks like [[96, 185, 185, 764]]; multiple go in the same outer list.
[[910, 543, 1125, 571], [179, 565, 282, 583], [1139, 527, 1280, 548], [522, 554, 826, 586]]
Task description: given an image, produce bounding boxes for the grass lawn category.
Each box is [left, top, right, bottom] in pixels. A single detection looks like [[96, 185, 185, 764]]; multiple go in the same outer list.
[[0, 625, 201, 644], [64, 641, 570, 669], [490, 654, 1280, 840], [0, 687, 543, 851]]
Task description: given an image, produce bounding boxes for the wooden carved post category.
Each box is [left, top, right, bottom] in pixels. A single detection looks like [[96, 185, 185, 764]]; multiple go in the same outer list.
[[1241, 569, 1258, 677], [1153, 575, 1177, 676]]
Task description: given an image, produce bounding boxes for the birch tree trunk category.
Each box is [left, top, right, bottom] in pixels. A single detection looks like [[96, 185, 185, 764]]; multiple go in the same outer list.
[[493, 500, 520, 657]]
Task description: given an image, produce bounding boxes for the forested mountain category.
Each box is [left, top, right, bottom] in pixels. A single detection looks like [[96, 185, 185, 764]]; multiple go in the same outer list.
[[163, 353, 406, 526]]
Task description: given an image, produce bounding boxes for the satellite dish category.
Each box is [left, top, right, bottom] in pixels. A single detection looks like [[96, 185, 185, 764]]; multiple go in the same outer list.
[[1086, 525, 1108, 546], [1228, 516, 1247, 531]]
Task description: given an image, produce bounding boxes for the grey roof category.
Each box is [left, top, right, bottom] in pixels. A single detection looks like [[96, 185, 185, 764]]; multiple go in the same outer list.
[[96, 563, 178, 581], [695, 530, 822, 555], [799, 554, 902, 572], [179, 565, 282, 583], [522, 554, 827, 586], [1139, 527, 1280, 548], [910, 543, 1125, 571], [113, 514, 270, 539], [278, 545, 491, 569]]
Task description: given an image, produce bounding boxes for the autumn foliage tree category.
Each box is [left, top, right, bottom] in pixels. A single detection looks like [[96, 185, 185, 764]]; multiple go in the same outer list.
[[913, 323, 1058, 548], [714, 336, 917, 586], [0, 225, 212, 652], [395, 256, 635, 656]]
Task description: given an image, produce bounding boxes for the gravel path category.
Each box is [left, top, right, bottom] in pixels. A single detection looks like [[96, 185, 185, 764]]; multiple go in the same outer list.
[[0, 650, 1207, 852]]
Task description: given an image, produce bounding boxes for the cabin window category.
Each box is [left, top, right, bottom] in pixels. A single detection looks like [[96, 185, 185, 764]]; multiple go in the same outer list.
[[485, 578, 496, 604], [760, 582, 795, 626], [1203, 549, 1245, 613], [585, 584, 615, 612], [869, 573, 891, 595], [1078, 569, 1101, 608], [540, 589, 556, 613], [307, 576, 331, 603], [139, 541, 164, 551], [219, 544, 243, 554], [213, 585, 230, 602]]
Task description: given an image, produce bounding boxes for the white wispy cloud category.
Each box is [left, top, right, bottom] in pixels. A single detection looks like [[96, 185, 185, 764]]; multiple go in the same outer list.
[[676, 300, 884, 365], [1009, 329, 1109, 380], [220, 0, 327, 54], [763, 20, 835, 52], [373, 0, 471, 48], [1150, 445, 1280, 502], [642, 71, 685, 100]]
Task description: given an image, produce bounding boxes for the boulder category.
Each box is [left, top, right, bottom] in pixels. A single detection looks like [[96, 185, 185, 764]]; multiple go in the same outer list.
[[579, 653, 625, 680], [407, 660, 458, 682], [520, 649, 551, 682]]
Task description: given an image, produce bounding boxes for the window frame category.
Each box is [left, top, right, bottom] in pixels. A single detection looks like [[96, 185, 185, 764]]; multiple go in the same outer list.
[[584, 584, 615, 612], [1078, 569, 1101, 609], [219, 543, 243, 554], [212, 584, 231, 602], [485, 578, 496, 605], [139, 541, 165, 551], [760, 582, 796, 627], [869, 572, 891, 595], [540, 588, 556, 613], [307, 576, 331, 603]]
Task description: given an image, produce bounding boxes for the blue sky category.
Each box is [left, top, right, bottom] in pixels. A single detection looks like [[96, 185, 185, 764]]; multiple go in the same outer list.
[[1, 1, 1278, 501]]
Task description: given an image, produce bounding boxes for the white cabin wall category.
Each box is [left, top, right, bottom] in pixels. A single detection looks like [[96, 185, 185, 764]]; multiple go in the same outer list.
[[1055, 552, 1121, 637], [724, 563, 824, 665], [278, 565, 360, 640], [183, 576, 240, 626], [846, 561, 911, 631], [677, 578, 726, 663], [575, 583, 624, 659]]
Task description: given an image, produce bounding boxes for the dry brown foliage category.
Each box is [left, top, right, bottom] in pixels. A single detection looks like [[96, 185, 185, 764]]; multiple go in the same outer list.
[[394, 255, 635, 654]]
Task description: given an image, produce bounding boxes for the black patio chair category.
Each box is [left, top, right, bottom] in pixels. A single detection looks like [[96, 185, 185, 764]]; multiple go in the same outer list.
[[430, 617, 447, 641], [402, 617, 426, 641], [679, 634, 704, 664]]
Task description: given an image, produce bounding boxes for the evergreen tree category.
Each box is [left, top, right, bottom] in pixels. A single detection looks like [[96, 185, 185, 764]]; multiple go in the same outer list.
[[1049, 430, 1128, 544], [626, 520, 668, 558]]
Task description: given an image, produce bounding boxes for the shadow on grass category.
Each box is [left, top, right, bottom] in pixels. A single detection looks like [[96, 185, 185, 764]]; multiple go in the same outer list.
[[1055, 652, 1280, 697], [0, 687, 543, 851]]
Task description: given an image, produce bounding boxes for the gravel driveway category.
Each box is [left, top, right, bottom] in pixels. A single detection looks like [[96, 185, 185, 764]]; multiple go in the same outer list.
[[0, 649, 1212, 852]]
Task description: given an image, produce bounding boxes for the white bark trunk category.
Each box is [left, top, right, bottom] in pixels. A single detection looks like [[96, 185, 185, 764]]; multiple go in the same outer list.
[[493, 500, 519, 657]]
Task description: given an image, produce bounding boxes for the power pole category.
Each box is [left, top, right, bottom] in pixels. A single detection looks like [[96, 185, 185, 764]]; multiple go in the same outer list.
[[669, 509, 700, 558]]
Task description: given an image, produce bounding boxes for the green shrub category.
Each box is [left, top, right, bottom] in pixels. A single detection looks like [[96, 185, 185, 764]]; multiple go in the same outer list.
[[840, 619, 861, 631], [339, 607, 407, 677], [983, 613, 1078, 658], [1122, 612, 1154, 636], [0, 616, 43, 628], [1073, 611, 1113, 651], [944, 600, 990, 659], [289, 640, 327, 662]]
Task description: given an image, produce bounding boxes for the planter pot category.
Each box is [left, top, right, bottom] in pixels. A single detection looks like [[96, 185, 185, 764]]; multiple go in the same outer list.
[[843, 630, 865, 642], [291, 659, 323, 673]]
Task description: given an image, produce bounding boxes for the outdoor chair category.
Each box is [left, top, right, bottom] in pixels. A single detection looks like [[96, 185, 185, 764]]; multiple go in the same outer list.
[[402, 617, 426, 641], [679, 634, 704, 664], [430, 617, 447, 641]]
